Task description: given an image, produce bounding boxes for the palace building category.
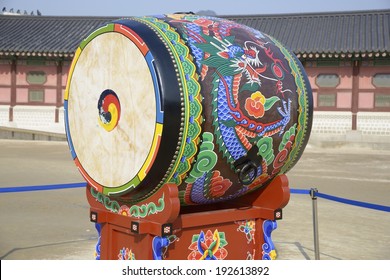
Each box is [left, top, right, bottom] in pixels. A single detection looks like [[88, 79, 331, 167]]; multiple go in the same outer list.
[[0, 10, 389, 145]]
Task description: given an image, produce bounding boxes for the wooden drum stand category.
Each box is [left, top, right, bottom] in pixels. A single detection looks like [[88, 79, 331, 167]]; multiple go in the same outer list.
[[88, 174, 290, 260]]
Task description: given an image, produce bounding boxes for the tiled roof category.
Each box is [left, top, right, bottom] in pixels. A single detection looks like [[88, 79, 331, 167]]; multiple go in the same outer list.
[[0, 16, 114, 57], [224, 9, 390, 59], [0, 9, 389, 59]]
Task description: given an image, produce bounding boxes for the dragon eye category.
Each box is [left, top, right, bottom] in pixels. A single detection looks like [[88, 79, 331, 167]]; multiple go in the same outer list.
[[245, 49, 256, 58]]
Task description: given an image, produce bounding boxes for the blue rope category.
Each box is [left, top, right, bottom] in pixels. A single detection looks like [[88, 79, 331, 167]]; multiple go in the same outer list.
[[0, 182, 86, 193], [290, 188, 390, 213], [1, 183, 389, 213], [290, 189, 311, 195], [316, 192, 390, 213]]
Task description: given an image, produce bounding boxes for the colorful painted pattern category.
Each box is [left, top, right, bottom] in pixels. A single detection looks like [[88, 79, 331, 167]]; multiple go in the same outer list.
[[90, 188, 165, 218], [66, 15, 311, 206], [137, 17, 203, 190], [97, 89, 121, 132], [236, 219, 256, 244], [118, 247, 136, 260], [262, 220, 278, 260], [164, 15, 312, 205], [188, 229, 228, 260]]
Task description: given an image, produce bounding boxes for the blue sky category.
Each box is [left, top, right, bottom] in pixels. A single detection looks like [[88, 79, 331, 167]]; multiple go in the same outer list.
[[1, 0, 389, 16]]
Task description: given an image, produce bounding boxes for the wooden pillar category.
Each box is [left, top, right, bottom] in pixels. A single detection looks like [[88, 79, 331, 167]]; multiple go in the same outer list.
[[351, 60, 360, 130], [9, 58, 16, 122], [55, 60, 63, 123]]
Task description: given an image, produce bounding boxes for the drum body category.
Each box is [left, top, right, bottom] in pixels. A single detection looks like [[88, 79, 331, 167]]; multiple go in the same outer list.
[[65, 14, 312, 206]]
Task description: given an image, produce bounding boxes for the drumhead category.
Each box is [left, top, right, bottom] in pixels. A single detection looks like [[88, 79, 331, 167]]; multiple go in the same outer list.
[[66, 31, 157, 193]]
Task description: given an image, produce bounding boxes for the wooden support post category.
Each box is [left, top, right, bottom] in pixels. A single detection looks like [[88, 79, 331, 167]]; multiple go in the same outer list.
[[55, 60, 63, 123], [351, 60, 361, 130], [9, 58, 16, 122]]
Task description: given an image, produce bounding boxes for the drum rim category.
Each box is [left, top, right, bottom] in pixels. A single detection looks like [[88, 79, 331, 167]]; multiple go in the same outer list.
[[65, 19, 203, 203], [64, 23, 164, 195]]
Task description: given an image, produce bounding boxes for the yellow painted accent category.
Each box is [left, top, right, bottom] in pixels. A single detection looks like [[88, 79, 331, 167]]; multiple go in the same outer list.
[[138, 123, 163, 180], [251, 91, 266, 105], [64, 47, 81, 100], [270, 249, 277, 260], [98, 103, 119, 132], [212, 230, 221, 255], [199, 229, 221, 260], [199, 252, 207, 260]]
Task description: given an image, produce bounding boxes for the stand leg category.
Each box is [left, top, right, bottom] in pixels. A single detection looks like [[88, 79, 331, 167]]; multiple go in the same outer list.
[[94, 223, 101, 260], [261, 220, 278, 260], [152, 237, 170, 260]]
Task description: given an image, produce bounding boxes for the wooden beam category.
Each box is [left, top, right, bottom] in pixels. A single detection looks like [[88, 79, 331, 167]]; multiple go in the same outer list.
[[55, 60, 63, 123], [351, 60, 361, 130], [9, 58, 16, 122]]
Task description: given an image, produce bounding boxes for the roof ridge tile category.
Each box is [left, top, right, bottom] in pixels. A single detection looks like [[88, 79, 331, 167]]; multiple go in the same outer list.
[[0, 10, 389, 57]]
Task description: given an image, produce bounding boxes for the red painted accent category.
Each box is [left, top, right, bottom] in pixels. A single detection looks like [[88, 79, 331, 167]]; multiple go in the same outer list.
[[244, 49, 257, 58], [102, 94, 120, 115], [75, 157, 103, 193], [273, 64, 283, 78], [218, 51, 230, 59], [114, 24, 149, 56]]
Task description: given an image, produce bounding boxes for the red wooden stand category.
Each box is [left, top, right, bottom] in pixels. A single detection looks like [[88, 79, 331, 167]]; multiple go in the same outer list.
[[87, 174, 290, 260]]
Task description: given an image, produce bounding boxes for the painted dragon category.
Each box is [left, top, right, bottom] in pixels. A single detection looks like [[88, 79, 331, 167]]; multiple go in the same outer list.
[[172, 16, 294, 164]]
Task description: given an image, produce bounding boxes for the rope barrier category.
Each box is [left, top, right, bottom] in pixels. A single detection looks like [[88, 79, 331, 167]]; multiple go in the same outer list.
[[0, 182, 389, 212], [290, 189, 311, 195], [316, 192, 390, 213], [291, 188, 390, 213], [0, 182, 86, 193]]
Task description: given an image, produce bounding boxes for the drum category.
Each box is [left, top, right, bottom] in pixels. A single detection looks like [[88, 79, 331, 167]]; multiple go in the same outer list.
[[64, 14, 313, 205]]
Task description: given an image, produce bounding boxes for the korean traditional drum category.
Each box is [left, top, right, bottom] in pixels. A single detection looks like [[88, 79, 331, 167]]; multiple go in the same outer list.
[[64, 14, 312, 206]]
